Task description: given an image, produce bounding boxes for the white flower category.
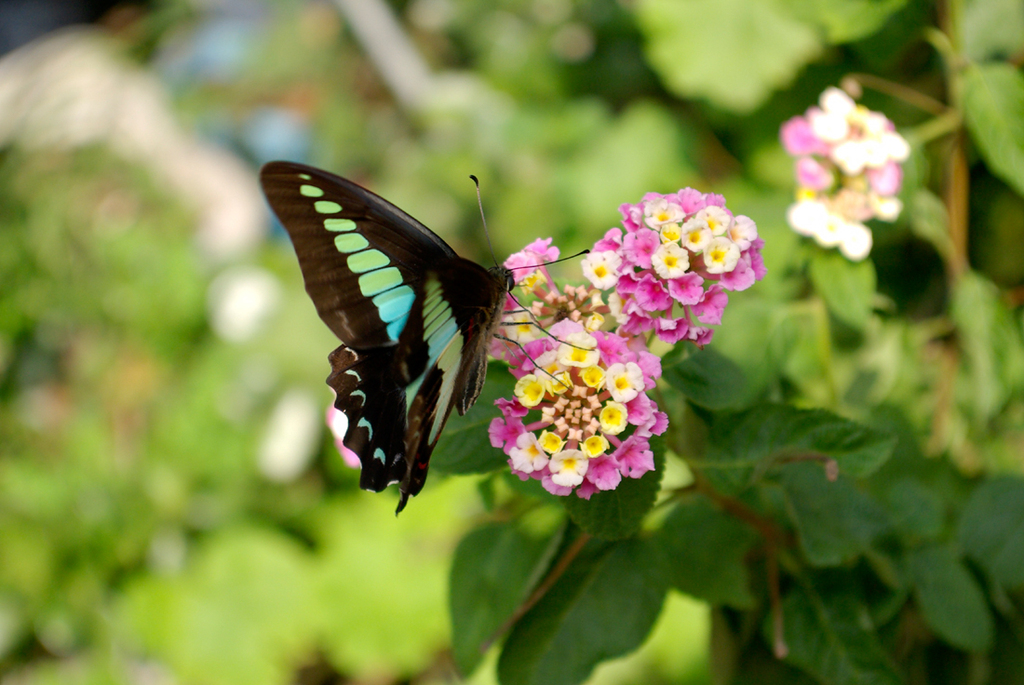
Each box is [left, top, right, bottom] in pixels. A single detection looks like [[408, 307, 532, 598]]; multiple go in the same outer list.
[[682, 217, 713, 252], [510, 432, 549, 473], [820, 87, 856, 117], [643, 197, 684, 228], [727, 215, 758, 249], [651, 242, 690, 279], [607, 291, 625, 324], [861, 138, 889, 168], [697, 206, 732, 236], [549, 449, 588, 487], [882, 132, 910, 162], [871, 195, 903, 222], [832, 140, 868, 175], [606, 362, 644, 403], [838, 222, 873, 261], [809, 109, 850, 143], [504, 310, 539, 343], [861, 110, 889, 137], [599, 401, 629, 435], [813, 212, 847, 248], [787, 199, 829, 237], [703, 237, 741, 274], [581, 250, 621, 290], [558, 332, 600, 368]]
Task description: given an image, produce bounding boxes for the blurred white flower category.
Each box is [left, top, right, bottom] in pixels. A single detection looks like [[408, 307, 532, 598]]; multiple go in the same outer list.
[[258, 389, 321, 482], [207, 266, 281, 343]]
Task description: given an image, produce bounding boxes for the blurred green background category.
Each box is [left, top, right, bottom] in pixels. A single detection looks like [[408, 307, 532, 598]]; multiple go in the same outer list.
[[0, 0, 1021, 683]]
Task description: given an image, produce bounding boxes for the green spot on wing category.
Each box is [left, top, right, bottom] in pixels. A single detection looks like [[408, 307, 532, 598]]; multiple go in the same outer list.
[[373, 286, 415, 322], [300, 184, 324, 197], [334, 233, 370, 253], [314, 200, 342, 214], [298, 173, 311, 180], [359, 268, 403, 297], [348, 249, 390, 273], [324, 218, 356, 232]]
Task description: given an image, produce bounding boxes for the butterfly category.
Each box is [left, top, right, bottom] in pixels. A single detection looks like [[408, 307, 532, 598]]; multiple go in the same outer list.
[[260, 161, 513, 513]]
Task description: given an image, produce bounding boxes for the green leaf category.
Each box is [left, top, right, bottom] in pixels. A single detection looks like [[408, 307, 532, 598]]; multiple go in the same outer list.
[[497, 538, 669, 685], [963, 63, 1024, 198], [771, 584, 902, 685], [909, 189, 954, 263], [432, 361, 516, 475], [697, 404, 896, 494], [908, 545, 994, 652], [635, 0, 821, 112], [661, 347, 749, 410], [962, 0, 1024, 62], [780, 463, 891, 567], [654, 495, 757, 607], [808, 249, 877, 330], [790, 0, 908, 43], [563, 437, 665, 540], [450, 520, 562, 676], [958, 476, 1024, 589], [882, 477, 943, 543], [950, 271, 1024, 425]]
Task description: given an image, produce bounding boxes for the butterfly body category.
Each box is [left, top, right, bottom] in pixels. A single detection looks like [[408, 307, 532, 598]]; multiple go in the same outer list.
[[260, 161, 511, 512]]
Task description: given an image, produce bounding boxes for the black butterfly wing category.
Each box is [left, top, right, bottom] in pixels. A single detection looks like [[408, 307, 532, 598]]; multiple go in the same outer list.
[[260, 161, 456, 348], [395, 262, 509, 511]]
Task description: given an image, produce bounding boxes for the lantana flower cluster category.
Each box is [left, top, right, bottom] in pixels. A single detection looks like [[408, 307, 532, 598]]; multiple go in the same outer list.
[[781, 86, 910, 261], [490, 189, 763, 499], [489, 238, 669, 499], [581, 190, 765, 346]]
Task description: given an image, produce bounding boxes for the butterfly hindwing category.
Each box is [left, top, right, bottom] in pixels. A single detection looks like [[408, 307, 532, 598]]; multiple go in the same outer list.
[[326, 345, 407, 492], [393, 263, 509, 511], [260, 161, 456, 348]]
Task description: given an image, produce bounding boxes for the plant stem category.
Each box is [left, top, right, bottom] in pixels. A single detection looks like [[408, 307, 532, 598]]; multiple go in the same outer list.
[[479, 531, 592, 652], [845, 73, 948, 115]]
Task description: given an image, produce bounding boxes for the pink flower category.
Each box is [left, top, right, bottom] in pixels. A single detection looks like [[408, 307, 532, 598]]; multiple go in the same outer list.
[[676, 187, 708, 214], [489, 415, 525, 454], [633, 350, 662, 387], [504, 238, 560, 282], [634, 273, 673, 311], [750, 239, 768, 279], [719, 255, 756, 292], [585, 455, 623, 491], [593, 330, 629, 366], [622, 228, 660, 269], [626, 393, 655, 426], [614, 436, 655, 478], [327, 405, 362, 469], [866, 161, 903, 196], [594, 228, 623, 252], [780, 115, 829, 155], [619, 202, 643, 232], [687, 325, 713, 346], [796, 157, 833, 190], [654, 316, 690, 343], [667, 273, 704, 305], [693, 284, 729, 324]]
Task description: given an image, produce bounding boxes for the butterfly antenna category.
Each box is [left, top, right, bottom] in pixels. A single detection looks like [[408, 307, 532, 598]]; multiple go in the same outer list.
[[495, 335, 572, 391], [508, 249, 590, 271], [502, 289, 591, 352], [470, 175, 500, 268]]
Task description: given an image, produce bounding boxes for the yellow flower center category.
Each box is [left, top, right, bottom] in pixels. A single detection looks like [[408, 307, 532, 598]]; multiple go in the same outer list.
[[539, 431, 564, 454]]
